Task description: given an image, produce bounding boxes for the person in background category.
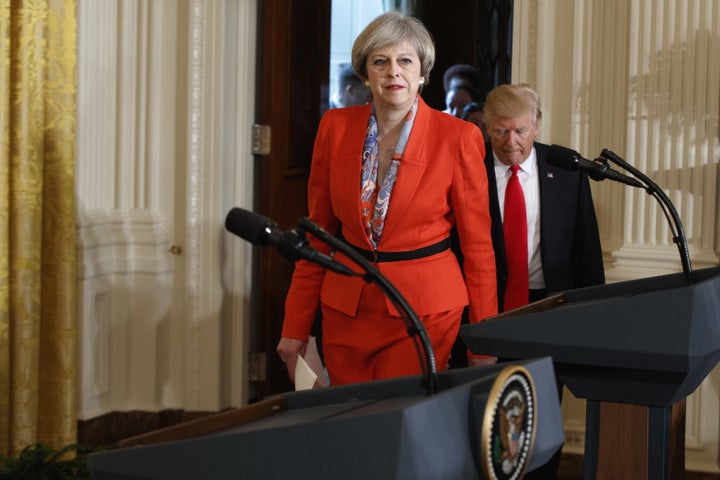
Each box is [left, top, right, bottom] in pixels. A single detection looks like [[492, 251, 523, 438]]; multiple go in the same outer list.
[[461, 101, 488, 140], [329, 62, 371, 108], [483, 83, 605, 479], [442, 63, 481, 93], [441, 64, 482, 115], [277, 11, 497, 387], [444, 84, 481, 118]]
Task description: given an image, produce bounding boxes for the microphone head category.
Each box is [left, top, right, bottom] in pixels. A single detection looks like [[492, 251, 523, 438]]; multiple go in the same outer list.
[[547, 144, 582, 172], [225, 207, 274, 246]]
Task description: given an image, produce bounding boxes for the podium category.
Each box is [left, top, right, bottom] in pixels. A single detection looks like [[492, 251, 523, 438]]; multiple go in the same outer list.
[[87, 357, 563, 479], [461, 266, 720, 479]]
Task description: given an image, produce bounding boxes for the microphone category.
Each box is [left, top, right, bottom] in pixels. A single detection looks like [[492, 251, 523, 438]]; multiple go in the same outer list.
[[225, 208, 355, 276], [547, 144, 644, 188]]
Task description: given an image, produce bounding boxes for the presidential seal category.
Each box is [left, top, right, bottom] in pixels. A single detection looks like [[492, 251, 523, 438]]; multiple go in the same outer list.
[[480, 365, 536, 480]]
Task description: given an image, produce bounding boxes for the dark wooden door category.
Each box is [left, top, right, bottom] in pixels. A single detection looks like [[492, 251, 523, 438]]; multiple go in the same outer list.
[[252, 0, 331, 399], [421, 0, 513, 110]]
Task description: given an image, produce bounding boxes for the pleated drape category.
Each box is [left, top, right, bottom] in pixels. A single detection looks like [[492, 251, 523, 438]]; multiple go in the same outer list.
[[0, 0, 77, 457]]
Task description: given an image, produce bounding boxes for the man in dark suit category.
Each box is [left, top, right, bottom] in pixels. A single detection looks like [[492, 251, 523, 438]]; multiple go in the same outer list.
[[483, 83, 605, 311], [482, 83, 605, 479]]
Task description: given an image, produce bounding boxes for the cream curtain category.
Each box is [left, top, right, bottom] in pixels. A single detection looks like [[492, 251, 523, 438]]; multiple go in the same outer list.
[[0, 0, 77, 457]]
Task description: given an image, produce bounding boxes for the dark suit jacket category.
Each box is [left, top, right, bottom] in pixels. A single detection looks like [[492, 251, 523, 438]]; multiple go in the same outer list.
[[485, 142, 605, 311]]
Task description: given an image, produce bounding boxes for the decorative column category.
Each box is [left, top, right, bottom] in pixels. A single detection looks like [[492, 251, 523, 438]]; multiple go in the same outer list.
[[612, 0, 720, 279]]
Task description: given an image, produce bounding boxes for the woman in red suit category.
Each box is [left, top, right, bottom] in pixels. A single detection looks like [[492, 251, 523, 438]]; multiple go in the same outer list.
[[277, 11, 498, 386]]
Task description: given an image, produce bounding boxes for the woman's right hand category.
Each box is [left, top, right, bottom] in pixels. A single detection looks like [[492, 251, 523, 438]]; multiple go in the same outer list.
[[276, 337, 308, 384]]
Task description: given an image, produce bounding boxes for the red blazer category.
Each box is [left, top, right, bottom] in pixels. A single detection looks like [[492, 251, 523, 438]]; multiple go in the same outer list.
[[282, 97, 497, 340]]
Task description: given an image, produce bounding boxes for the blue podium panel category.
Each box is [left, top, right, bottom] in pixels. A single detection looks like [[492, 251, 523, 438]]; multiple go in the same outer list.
[[461, 267, 720, 406], [87, 358, 563, 480]]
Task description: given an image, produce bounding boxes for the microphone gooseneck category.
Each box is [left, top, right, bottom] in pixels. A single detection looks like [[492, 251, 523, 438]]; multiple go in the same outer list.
[[546, 145, 692, 285], [599, 149, 692, 284]]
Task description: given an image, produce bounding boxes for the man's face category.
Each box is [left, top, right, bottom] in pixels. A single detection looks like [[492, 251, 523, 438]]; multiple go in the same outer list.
[[343, 83, 371, 106], [487, 112, 538, 166]]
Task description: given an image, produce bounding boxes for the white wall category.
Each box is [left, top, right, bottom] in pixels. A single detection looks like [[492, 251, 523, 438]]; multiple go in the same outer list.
[[329, 0, 384, 97], [76, 0, 256, 417]]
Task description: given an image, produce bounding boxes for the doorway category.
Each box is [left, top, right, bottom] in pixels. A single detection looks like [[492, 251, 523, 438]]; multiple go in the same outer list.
[[327, 0, 384, 111]]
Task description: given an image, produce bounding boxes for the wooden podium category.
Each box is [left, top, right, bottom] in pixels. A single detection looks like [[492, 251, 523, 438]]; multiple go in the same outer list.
[[461, 266, 720, 479]]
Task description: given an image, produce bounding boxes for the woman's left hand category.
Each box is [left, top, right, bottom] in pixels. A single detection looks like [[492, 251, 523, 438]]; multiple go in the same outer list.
[[276, 337, 308, 384]]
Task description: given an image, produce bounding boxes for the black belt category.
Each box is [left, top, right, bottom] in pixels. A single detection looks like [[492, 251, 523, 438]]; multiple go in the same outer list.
[[345, 237, 451, 263]]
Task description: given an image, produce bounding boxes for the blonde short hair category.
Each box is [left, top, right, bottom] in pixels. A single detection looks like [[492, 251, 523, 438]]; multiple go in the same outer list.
[[483, 83, 543, 127], [351, 11, 435, 85]]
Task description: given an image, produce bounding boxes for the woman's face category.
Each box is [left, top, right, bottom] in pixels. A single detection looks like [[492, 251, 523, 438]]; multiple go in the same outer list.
[[365, 40, 422, 112]]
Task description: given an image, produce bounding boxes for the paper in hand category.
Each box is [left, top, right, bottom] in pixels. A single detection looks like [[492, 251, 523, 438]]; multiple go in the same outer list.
[[294, 336, 329, 390], [294, 355, 318, 391]]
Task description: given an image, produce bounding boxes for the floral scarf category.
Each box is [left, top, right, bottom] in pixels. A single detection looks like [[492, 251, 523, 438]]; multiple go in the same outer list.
[[360, 98, 418, 248]]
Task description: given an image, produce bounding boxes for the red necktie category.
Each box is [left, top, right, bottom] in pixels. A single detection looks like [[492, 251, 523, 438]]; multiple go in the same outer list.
[[503, 165, 529, 310]]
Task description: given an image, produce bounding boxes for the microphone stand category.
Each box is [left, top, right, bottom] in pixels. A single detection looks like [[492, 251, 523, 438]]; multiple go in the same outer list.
[[599, 149, 693, 285], [297, 217, 438, 395]]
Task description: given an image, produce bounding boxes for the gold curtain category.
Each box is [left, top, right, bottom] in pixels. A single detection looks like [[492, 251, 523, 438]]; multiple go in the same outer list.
[[0, 0, 77, 457]]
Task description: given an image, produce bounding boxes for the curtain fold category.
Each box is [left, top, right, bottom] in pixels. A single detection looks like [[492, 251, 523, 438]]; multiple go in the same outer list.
[[0, 0, 77, 457]]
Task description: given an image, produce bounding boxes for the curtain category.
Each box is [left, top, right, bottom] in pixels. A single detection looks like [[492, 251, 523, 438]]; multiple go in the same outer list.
[[0, 0, 77, 457]]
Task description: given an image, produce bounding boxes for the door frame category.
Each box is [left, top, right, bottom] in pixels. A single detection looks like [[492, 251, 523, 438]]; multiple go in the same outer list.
[[251, 0, 332, 398]]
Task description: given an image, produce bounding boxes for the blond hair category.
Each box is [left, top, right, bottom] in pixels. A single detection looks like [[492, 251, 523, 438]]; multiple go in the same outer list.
[[351, 11, 435, 85], [483, 83, 543, 126]]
